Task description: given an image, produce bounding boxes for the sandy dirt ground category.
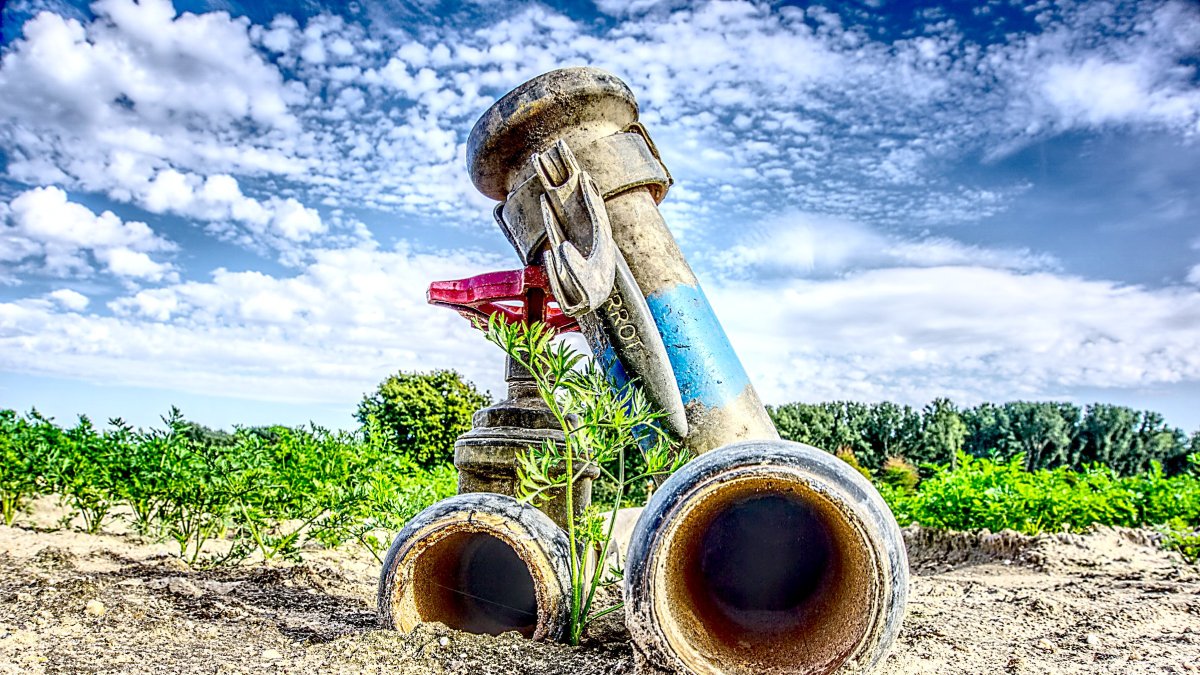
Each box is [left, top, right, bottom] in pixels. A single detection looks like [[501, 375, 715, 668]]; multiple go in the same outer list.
[[1, 501, 1198, 674]]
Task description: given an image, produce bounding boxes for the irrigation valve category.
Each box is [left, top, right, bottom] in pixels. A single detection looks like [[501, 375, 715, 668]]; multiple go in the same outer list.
[[378, 67, 910, 675], [427, 264, 598, 530]]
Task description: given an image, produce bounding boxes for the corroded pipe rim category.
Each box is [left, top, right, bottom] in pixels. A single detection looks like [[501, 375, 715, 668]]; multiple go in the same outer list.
[[378, 493, 572, 642], [623, 439, 909, 674], [467, 66, 639, 200]]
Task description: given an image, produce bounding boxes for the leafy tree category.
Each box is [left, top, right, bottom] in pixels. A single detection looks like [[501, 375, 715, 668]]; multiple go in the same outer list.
[[769, 402, 837, 450], [962, 402, 1015, 460], [861, 402, 922, 468], [1006, 401, 1079, 471], [1129, 411, 1188, 475], [920, 398, 966, 468], [355, 370, 490, 468], [1072, 404, 1138, 469]]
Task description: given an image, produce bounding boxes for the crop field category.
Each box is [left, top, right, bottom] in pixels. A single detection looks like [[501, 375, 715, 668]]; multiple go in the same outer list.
[[1, 401, 1198, 674], [3, 404, 1197, 566], [0, 408, 457, 566]]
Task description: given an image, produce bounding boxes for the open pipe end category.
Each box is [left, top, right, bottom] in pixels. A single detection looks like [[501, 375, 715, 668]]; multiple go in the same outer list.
[[625, 440, 908, 674], [466, 67, 638, 200], [378, 493, 572, 642]]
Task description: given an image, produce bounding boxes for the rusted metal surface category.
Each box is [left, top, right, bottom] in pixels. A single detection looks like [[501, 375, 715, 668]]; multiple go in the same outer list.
[[624, 440, 909, 674], [377, 493, 572, 641], [464, 67, 908, 673]]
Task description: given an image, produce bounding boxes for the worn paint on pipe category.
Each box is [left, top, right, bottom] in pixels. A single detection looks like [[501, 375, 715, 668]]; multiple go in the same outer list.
[[645, 284, 749, 410]]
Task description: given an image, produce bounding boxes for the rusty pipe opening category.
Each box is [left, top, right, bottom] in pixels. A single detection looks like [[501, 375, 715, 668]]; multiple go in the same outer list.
[[379, 493, 572, 641], [625, 440, 908, 674], [410, 530, 539, 636], [663, 479, 876, 673]]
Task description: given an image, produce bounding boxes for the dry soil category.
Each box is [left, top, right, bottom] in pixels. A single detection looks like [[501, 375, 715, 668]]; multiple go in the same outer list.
[[1, 501, 1198, 674]]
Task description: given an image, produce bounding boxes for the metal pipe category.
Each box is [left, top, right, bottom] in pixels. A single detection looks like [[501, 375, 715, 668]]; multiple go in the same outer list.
[[624, 441, 908, 674], [378, 493, 571, 640], [467, 67, 908, 673], [379, 271, 586, 641], [454, 354, 597, 531], [467, 67, 778, 456]]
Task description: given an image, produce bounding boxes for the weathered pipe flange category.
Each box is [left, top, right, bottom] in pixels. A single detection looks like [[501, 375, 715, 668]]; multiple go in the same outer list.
[[468, 67, 638, 202], [378, 493, 572, 641], [455, 356, 598, 531], [624, 440, 909, 675]]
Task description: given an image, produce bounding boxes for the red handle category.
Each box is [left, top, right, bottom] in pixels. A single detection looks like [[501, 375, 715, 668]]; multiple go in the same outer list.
[[427, 265, 579, 333]]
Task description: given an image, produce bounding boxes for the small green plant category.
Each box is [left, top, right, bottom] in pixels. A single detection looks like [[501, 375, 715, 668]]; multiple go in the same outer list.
[[0, 409, 53, 526], [483, 315, 687, 646], [52, 416, 125, 534], [1162, 528, 1200, 564]]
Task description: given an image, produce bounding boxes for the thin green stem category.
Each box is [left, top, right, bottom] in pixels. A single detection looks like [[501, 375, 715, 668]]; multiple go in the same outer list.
[[586, 601, 625, 623], [583, 441, 625, 624]]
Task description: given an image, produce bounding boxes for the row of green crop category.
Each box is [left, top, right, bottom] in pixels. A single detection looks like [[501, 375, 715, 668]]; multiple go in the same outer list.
[[0, 408, 455, 565], [873, 452, 1200, 561], [3, 406, 1198, 566]]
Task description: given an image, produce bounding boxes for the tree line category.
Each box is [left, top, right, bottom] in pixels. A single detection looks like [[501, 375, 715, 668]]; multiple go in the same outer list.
[[768, 399, 1199, 476], [354, 372, 1199, 479]]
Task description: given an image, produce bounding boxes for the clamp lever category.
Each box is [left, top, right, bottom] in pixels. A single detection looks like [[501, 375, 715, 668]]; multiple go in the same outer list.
[[533, 140, 618, 317]]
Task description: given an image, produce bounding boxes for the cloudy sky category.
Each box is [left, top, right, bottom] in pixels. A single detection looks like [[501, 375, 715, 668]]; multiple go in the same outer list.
[[1, 0, 1198, 433]]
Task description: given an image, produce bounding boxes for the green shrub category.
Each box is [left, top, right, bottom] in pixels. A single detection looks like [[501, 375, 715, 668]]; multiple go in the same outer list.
[[835, 446, 873, 481], [355, 370, 489, 468], [880, 456, 920, 493], [0, 409, 54, 525], [881, 452, 1200, 537]]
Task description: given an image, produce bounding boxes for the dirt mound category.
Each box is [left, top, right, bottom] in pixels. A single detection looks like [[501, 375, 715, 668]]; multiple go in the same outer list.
[[904, 523, 1198, 576]]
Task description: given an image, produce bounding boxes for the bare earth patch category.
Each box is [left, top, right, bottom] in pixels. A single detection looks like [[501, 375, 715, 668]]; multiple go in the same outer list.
[[1, 512, 1198, 674]]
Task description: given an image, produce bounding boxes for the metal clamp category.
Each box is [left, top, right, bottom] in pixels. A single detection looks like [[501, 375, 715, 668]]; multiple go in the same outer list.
[[497, 129, 673, 264], [491, 137, 688, 438], [533, 140, 617, 317]]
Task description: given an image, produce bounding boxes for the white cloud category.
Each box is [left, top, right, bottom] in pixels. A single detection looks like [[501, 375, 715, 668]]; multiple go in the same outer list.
[[0, 242, 510, 403], [0, 0, 298, 129], [5, 234, 1198, 417], [135, 169, 329, 254], [0, 0, 324, 259], [47, 289, 89, 311], [1, 0, 1199, 421], [4, 0, 1196, 244], [708, 213, 1055, 279], [1, 187, 176, 282], [988, 0, 1200, 156], [710, 265, 1200, 407]]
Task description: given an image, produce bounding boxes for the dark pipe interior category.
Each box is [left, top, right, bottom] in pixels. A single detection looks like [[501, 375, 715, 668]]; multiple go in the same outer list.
[[666, 482, 873, 672], [699, 494, 833, 625], [413, 531, 539, 637]]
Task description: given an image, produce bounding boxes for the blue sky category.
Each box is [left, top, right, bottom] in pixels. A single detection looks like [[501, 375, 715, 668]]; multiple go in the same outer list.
[[1, 0, 1198, 433]]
